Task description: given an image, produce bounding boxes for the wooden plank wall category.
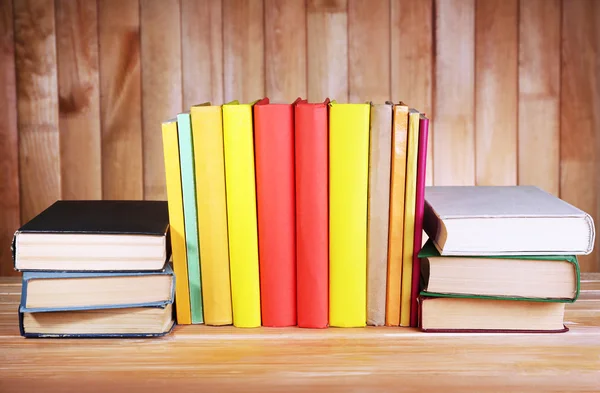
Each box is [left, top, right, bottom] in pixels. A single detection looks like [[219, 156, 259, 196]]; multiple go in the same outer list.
[[0, 0, 599, 274]]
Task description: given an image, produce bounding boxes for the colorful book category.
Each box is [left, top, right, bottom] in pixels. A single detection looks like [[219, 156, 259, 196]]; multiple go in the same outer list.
[[162, 120, 191, 324], [366, 103, 393, 326], [329, 101, 370, 327], [190, 104, 233, 326], [385, 103, 409, 326], [222, 100, 262, 328], [399, 109, 420, 326], [253, 98, 298, 327], [295, 98, 330, 329], [176, 112, 203, 324], [410, 114, 430, 327]]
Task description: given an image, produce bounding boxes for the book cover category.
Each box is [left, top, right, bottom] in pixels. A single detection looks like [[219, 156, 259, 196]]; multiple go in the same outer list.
[[176, 112, 204, 324], [295, 98, 330, 329], [222, 100, 262, 328], [386, 103, 409, 326], [400, 109, 421, 326], [329, 101, 370, 327], [410, 114, 430, 327], [191, 104, 233, 326], [20, 264, 175, 312], [253, 98, 299, 327], [161, 120, 191, 324], [366, 103, 393, 326]]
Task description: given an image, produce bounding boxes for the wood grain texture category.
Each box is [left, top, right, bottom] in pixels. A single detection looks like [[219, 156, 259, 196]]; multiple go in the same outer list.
[[391, 0, 433, 185], [98, 0, 143, 200], [475, 0, 517, 186], [348, 0, 390, 102], [141, 0, 182, 200], [433, 0, 475, 185], [223, 0, 265, 103], [14, 0, 61, 223], [0, 0, 20, 276], [56, 0, 102, 200], [518, 0, 560, 195], [0, 276, 600, 391], [561, 0, 600, 273], [307, 0, 348, 102], [265, 0, 307, 102], [181, 0, 223, 108]]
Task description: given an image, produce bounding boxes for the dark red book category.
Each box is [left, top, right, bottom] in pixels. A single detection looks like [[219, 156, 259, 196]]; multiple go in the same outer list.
[[410, 115, 429, 327], [253, 98, 299, 327], [295, 98, 329, 328]]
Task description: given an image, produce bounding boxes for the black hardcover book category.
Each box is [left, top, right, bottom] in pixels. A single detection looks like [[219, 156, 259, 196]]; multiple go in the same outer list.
[[13, 200, 170, 272]]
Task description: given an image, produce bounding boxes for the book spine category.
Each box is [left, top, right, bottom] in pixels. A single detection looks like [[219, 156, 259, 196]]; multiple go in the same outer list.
[[295, 101, 329, 328], [222, 103, 262, 328], [329, 103, 370, 327], [160, 117, 188, 324], [177, 113, 204, 324], [410, 116, 429, 327], [366, 104, 392, 326], [400, 110, 421, 326], [254, 102, 297, 327], [386, 104, 409, 326], [191, 106, 233, 326]]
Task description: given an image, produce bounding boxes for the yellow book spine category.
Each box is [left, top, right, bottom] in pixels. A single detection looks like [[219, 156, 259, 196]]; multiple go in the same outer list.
[[329, 102, 370, 327], [400, 109, 420, 326], [161, 120, 191, 325], [191, 104, 233, 326], [222, 101, 261, 328], [386, 104, 408, 326]]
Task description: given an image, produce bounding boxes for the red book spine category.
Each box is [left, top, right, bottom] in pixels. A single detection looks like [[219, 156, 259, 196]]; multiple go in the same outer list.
[[254, 98, 298, 327], [295, 99, 329, 328], [410, 116, 430, 327]]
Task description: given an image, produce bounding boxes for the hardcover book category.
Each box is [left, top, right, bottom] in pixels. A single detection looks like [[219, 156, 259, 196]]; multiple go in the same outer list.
[[329, 101, 370, 327], [295, 98, 330, 329], [254, 98, 298, 327], [222, 100, 262, 328], [191, 103, 233, 326], [423, 185, 595, 256]]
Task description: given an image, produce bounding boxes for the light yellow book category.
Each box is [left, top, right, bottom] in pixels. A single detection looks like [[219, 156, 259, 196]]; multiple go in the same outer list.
[[161, 119, 191, 325], [222, 100, 261, 328], [329, 101, 370, 327], [191, 104, 233, 326], [400, 109, 421, 326]]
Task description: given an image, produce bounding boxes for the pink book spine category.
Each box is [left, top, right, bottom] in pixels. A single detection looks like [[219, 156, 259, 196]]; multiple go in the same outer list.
[[410, 116, 429, 327]]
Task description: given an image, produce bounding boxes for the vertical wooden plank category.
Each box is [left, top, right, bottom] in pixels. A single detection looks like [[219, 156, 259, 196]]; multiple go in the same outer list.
[[223, 0, 265, 103], [56, 0, 102, 200], [98, 0, 143, 200], [561, 0, 600, 272], [391, 0, 433, 185], [141, 0, 182, 200], [265, 0, 307, 102], [181, 0, 223, 108], [433, 0, 475, 185], [307, 0, 348, 102], [14, 0, 60, 222], [0, 0, 20, 276], [518, 0, 560, 195], [475, 0, 518, 186], [348, 0, 390, 102]]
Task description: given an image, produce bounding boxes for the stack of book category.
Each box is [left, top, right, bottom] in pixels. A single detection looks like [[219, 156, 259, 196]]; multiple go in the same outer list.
[[418, 186, 595, 332], [161, 99, 429, 328], [13, 200, 175, 338]]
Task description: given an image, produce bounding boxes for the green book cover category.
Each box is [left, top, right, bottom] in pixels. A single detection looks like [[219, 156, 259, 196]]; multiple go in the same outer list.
[[418, 240, 580, 303], [176, 112, 204, 323]]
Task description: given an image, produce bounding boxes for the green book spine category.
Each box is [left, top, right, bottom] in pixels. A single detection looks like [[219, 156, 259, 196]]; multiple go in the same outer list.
[[176, 112, 204, 323]]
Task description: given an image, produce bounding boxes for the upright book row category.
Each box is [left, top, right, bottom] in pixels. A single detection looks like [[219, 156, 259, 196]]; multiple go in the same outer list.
[[162, 99, 429, 328]]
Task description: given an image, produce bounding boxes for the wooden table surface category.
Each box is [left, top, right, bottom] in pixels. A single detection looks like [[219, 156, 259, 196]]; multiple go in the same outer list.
[[1, 275, 599, 392]]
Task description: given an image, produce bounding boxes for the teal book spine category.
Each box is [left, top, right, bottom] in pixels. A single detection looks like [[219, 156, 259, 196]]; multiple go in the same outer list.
[[176, 112, 204, 324]]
